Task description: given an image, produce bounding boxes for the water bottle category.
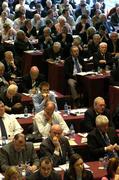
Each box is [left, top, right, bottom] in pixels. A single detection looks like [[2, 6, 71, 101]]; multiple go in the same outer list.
[[24, 106, 28, 117], [64, 102, 68, 114], [69, 124, 75, 138]]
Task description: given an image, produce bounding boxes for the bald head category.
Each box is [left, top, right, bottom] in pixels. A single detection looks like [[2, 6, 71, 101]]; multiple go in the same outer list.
[[30, 66, 39, 80]]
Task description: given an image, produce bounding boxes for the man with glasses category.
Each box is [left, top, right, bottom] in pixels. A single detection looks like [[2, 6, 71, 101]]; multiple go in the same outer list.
[[39, 124, 74, 166]]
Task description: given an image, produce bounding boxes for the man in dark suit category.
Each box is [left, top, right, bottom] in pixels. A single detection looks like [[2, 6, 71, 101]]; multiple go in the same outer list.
[[39, 124, 74, 167], [107, 32, 119, 54], [21, 66, 45, 93], [64, 45, 84, 107], [87, 115, 119, 160], [27, 156, 61, 180], [83, 96, 113, 132], [0, 133, 39, 172], [111, 7, 119, 26], [93, 42, 113, 71]]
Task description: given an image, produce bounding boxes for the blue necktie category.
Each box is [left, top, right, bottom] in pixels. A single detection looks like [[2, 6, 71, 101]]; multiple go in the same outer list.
[[75, 59, 81, 72], [0, 118, 7, 139]]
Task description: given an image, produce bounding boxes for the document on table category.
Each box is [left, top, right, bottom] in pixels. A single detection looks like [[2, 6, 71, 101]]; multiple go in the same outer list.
[[68, 139, 78, 146]]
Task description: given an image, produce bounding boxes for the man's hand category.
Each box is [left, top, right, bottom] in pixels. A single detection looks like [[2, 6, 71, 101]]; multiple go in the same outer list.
[[52, 136, 60, 150], [105, 144, 115, 152], [99, 60, 106, 64]]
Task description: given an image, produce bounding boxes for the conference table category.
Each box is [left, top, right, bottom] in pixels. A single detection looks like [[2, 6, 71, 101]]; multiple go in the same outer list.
[[17, 110, 85, 133], [76, 72, 110, 106], [109, 85, 119, 115]]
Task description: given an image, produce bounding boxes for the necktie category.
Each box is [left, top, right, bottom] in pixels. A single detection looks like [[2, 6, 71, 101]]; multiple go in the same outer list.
[[103, 133, 118, 158], [75, 59, 81, 73], [0, 117, 7, 139]]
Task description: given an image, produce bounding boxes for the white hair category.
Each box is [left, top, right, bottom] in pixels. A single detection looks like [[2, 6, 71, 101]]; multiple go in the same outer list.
[[96, 115, 109, 126]]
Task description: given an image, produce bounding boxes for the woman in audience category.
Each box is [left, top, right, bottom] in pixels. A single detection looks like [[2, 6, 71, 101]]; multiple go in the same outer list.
[[101, 157, 119, 180], [4, 166, 21, 180], [1, 23, 16, 42], [64, 153, 93, 180]]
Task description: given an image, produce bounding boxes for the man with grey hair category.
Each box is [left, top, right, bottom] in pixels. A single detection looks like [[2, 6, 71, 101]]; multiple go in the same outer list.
[[87, 115, 119, 160], [83, 96, 112, 132], [44, 41, 65, 61], [0, 84, 23, 114], [93, 42, 113, 71]]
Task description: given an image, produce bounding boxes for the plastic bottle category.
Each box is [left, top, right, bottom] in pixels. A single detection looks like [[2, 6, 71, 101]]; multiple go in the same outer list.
[[64, 102, 68, 114], [69, 124, 75, 138], [24, 106, 28, 117]]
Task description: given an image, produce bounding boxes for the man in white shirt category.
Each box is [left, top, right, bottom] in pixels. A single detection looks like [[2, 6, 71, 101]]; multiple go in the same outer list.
[[0, 101, 23, 139], [34, 100, 69, 137]]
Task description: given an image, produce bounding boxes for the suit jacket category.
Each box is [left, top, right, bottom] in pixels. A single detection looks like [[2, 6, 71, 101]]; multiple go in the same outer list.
[[87, 127, 119, 160], [39, 136, 74, 166], [107, 38, 119, 53], [84, 107, 112, 132], [93, 51, 113, 71], [0, 142, 39, 172], [110, 66, 119, 86], [21, 74, 45, 93], [64, 169, 93, 180], [64, 56, 84, 80], [111, 12, 119, 26], [27, 169, 61, 180]]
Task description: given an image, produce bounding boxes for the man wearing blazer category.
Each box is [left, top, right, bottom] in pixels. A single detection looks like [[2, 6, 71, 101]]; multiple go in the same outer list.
[[87, 115, 119, 160]]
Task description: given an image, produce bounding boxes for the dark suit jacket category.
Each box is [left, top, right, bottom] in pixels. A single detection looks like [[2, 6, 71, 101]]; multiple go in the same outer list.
[[110, 66, 119, 86], [64, 169, 93, 180], [93, 51, 113, 71], [64, 56, 84, 80], [0, 142, 39, 172], [39, 136, 74, 167], [83, 107, 112, 132], [87, 127, 119, 160], [21, 74, 45, 93], [27, 170, 61, 180], [107, 38, 119, 53], [111, 12, 119, 26]]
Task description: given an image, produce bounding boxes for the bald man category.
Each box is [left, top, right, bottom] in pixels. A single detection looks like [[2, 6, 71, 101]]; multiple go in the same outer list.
[[0, 84, 23, 114], [39, 124, 74, 166], [21, 66, 45, 94], [34, 100, 69, 137]]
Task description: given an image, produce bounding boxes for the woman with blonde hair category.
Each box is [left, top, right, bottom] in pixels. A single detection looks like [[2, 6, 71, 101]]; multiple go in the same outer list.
[[4, 166, 21, 180]]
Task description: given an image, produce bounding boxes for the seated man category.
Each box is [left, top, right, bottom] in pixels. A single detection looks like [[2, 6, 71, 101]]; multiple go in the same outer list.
[[83, 96, 113, 132], [0, 100, 23, 139], [39, 124, 74, 166], [32, 81, 58, 113], [87, 115, 119, 160], [34, 101, 69, 137], [0, 84, 23, 114], [93, 42, 113, 72], [2, 51, 17, 82], [27, 156, 61, 180], [0, 133, 39, 172], [21, 66, 45, 94], [0, 62, 9, 95], [64, 45, 85, 108]]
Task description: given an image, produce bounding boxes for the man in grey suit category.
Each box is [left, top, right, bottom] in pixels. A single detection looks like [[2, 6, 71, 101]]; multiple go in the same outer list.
[[0, 133, 39, 172], [39, 124, 74, 166]]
